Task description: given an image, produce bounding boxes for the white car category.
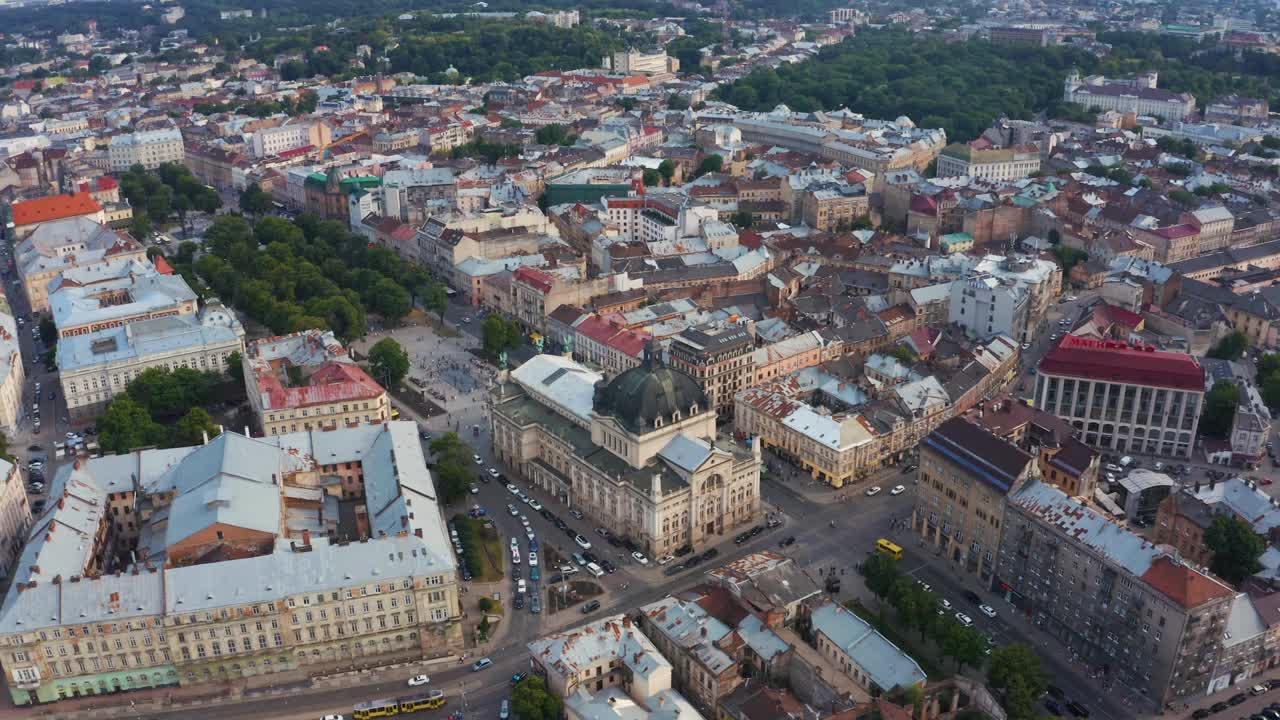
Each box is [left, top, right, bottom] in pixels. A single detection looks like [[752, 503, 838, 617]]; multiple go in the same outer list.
[[657, 555, 674, 566], [938, 598, 952, 611], [520, 514, 530, 527], [511, 549, 522, 565], [488, 468, 500, 478], [510, 537, 519, 550], [507, 483, 519, 493], [529, 500, 543, 511], [978, 604, 997, 619], [954, 613, 973, 627], [1021, 343, 1030, 350], [470, 485, 479, 495], [631, 552, 649, 565], [407, 674, 430, 686], [528, 552, 538, 566], [865, 486, 882, 497], [890, 485, 906, 495], [525, 528, 536, 541], [507, 504, 519, 516], [473, 454, 483, 465], [574, 534, 592, 550], [321, 715, 346, 720]]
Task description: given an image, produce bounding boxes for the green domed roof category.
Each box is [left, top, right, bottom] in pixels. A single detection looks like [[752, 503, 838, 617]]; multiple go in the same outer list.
[[594, 343, 707, 434]]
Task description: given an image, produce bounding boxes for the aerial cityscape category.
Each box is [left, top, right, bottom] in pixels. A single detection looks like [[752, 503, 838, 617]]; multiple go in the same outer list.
[[0, 0, 1278, 719]]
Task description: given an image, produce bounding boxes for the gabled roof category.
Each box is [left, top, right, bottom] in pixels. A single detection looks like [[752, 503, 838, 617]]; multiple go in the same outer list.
[[1140, 556, 1233, 610], [12, 192, 101, 227]]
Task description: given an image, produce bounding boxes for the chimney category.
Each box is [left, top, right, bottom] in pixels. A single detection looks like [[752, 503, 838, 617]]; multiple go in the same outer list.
[[414, 528, 423, 538], [302, 529, 311, 547]]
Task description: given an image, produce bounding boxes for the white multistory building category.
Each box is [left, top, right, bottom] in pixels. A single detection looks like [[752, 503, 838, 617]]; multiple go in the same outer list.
[[107, 128, 185, 172], [949, 274, 1030, 342]]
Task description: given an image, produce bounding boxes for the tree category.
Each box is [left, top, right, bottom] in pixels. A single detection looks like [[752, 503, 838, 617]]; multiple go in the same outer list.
[[429, 432, 475, 504], [1200, 379, 1241, 439], [98, 396, 162, 454], [1205, 514, 1265, 586], [423, 282, 449, 321], [1208, 331, 1248, 360], [642, 168, 662, 187], [482, 315, 521, 359], [172, 407, 222, 447], [657, 160, 676, 185], [368, 277, 411, 323], [38, 317, 56, 345], [988, 644, 1048, 720], [695, 154, 723, 177], [511, 675, 562, 720], [534, 123, 575, 146], [730, 209, 754, 229], [1052, 245, 1088, 275], [861, 553, 899, 606], [368, 337, 410, 388], [130, 212, 152, 241], [0, 430, 12, 462], [239, 182, 273, 216], [226, 351, 244, 386], [667, 94, 690, 110]]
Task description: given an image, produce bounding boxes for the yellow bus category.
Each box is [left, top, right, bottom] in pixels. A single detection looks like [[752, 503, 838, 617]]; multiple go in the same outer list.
[[352, 691, 446, 719], [876, 538, 903, 560], [390, 408, 401, 420]]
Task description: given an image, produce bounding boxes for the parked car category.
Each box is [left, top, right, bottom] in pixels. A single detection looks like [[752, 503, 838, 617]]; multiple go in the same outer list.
[[978, 604, 997, 618], [865, 486, 882, 497], [510, 672, 527, 686], [631, 552, 648, 565], [471, 658, 493, 672], [779, 536, 796, 547], [574, 534, 592, 550], [954, 612, 973, 627], [581, 600, 601, 614], [407, 675, 430, 687], [1065, 700, 1090, 718], [890, 485, 906, 495]]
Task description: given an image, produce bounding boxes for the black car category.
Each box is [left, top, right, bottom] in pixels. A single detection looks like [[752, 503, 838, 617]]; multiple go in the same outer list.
[[607, 536, 622, 547], [540, 509, 554, 520], [663, 564, 686, 576], [1229, 693, 1249, 706], [749, 525, 763, 537], [674, 544, 693, 557], [461, 569, 472, 582], [581, 600, 600, 614], [1043, 700, 1064, 716], [564, 527, 578, 539], [554, 519, 569, 531], [779, 536, 796, 547], [600, 560, 617, 574], [902, 464, 918, 474], [548, 574, 565, 585], [1065, 700, 1089, 718], [684, 555, 703, 569], [1210, 702, 1230, 713], [1190, 709, 1211, 719], [701, 548, 719, 561], [513, 594, 525, 610], [734, 533, 750, 545], [583, 551, 599, 565], [1045, 685, 1065, 700], [964, 590, 982, 605]]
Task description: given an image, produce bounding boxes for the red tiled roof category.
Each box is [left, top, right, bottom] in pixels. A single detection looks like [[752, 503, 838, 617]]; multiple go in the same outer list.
[[1038, 335, 1205, 391], [909, 194, 937, 216], [1140, 556, 1233, 609], [513, 267, 554, 294], [262, 362, 384, 409], [153, 255, 175, 275], [12, 192, 101, 227]]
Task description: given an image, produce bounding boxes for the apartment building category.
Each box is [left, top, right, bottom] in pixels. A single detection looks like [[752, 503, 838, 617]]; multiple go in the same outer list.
[[16, 217, 147, 313], [799, 184, 869, 231], [58, 301, 245, 421], [1034, 336, 1206, 459], [108, 129, 185, 172], [0, 460, 31, 582], [936, 143, 1042, 181], [949, 274, 1030, 343], [637, 594, 748, 711], [996, 479, 1235, 705], [382, 168, 457, 225], [490, 352, 760, 557], [0, 424, 463, 706], [669, 323, 755, 417], [961, 397, 1100, 499], [571, 315, 648, 379], [242, 330, 389, 437], [608, 48, 677, 75], [913, 417, 1036, 583], [251, 121, 332, 158], [0, 300, 25, 436]]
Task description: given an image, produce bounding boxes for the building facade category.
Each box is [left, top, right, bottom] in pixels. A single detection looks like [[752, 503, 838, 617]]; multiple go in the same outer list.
[[0, 460, 31, 583], [108, 129, 185, 172], [912, 417, 1036, 584], [242, 330, 390, 437], [996, 479, 1235, 705], [936, 144, 1041, 181], [1034, 336, 1205, 459], [490, 351, 761, 557], [669, 324, 755, 417], [16, 217, 147, 313], [58, 302, 245, 421], [0, 424, 463, 706]]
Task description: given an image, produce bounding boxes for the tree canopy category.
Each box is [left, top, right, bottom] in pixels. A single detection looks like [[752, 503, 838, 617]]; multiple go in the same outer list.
[[368, 337, 410, 388], [1205, 514, 1265, 587], [1200, 379, 1241, 440], [987, 644, 1049, 720], [428, 432, 476, 505], [1207, 331, 1248, 360], [482, 315, 523, 359], [511, 675, 563, 720]]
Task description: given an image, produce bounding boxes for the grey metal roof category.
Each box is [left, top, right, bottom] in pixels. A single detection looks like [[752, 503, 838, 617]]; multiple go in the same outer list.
[[810, 602, 926, 692]]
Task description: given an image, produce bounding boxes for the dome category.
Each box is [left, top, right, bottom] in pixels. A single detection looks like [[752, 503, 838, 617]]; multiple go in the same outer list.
[[594, 343, 708, 434]]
